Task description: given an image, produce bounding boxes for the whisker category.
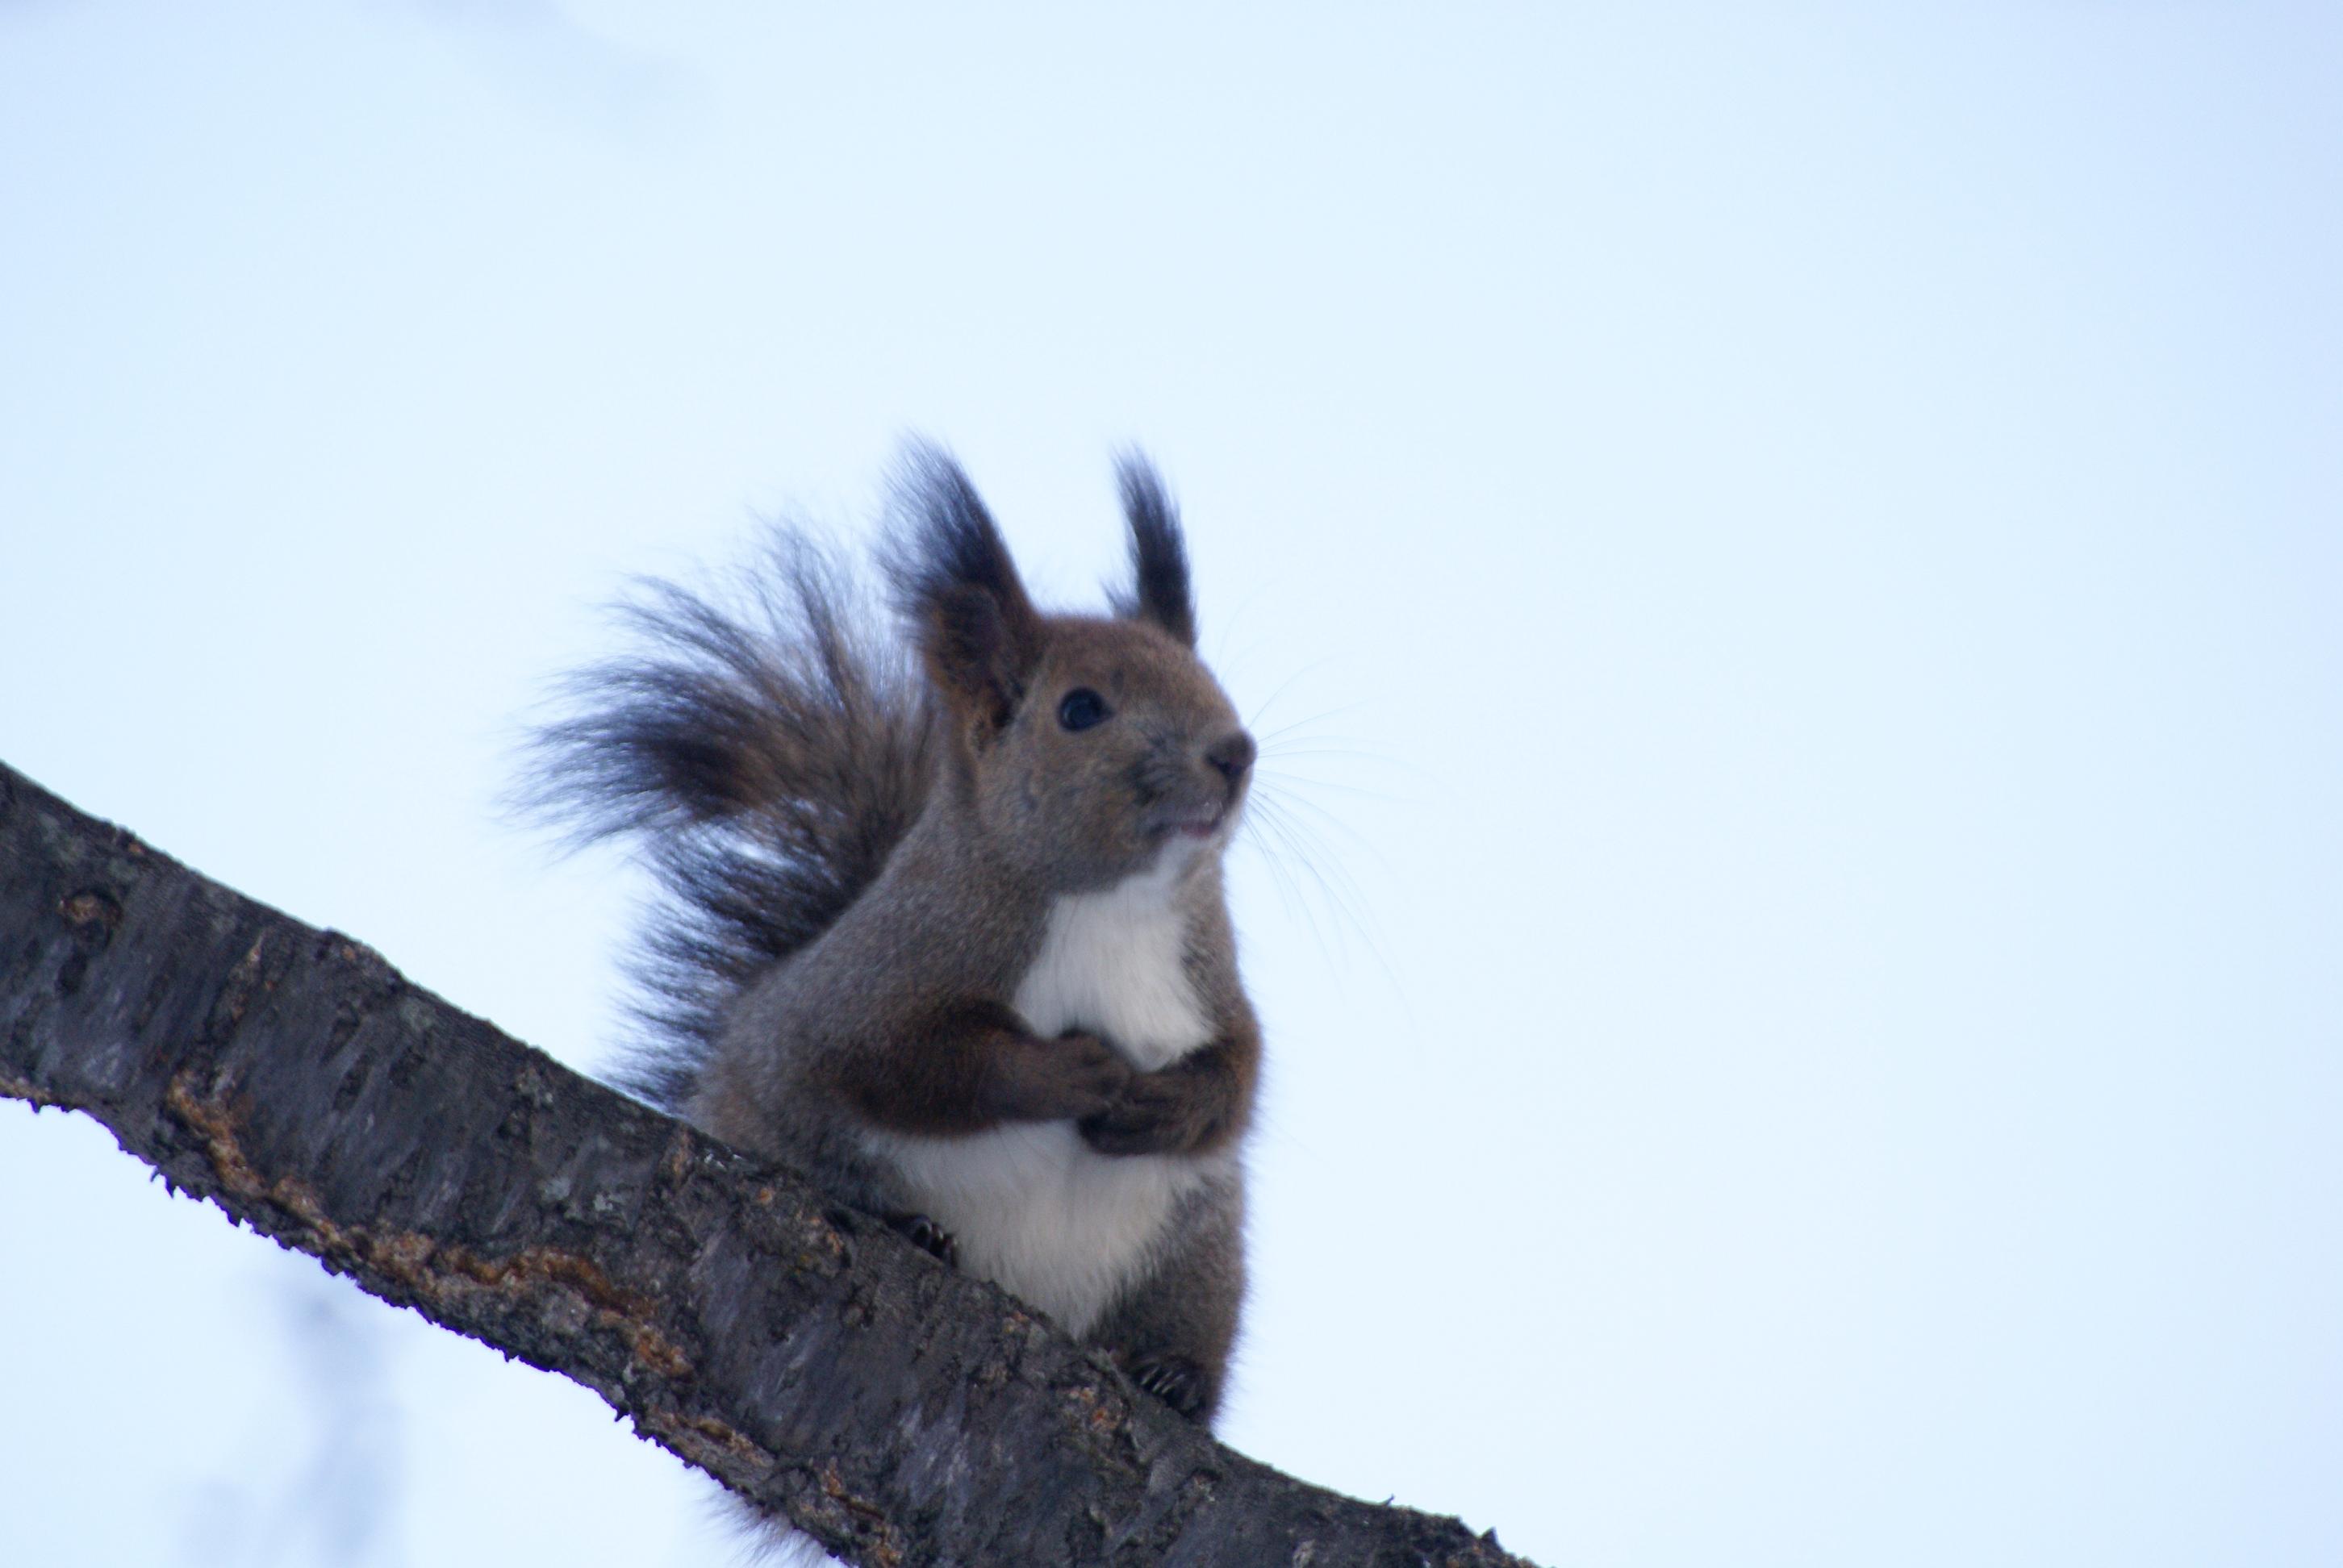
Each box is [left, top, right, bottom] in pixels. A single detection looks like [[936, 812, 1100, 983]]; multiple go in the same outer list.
[[1255, 740, 1404, 759], [1250, 777, 1395, 868], [1238, 784, 1398, 984], [1225, 675, 1416, 1029], [1256, 774, 1413, 805], [1205, 573, 1285, 673], [1237, 806, 1338, 961], [1243, 661, 1351, 736]]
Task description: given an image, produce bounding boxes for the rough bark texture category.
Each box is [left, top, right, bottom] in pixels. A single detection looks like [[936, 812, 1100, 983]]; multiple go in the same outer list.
[[0, 760, 1537, 1568]]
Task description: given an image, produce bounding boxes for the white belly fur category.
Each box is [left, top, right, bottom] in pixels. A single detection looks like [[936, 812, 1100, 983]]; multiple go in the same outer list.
[[873, 859, 1216, 1335]]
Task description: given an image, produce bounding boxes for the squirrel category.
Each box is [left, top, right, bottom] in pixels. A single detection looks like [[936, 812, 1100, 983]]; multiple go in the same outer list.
[[530, 444, 1261, 1423]]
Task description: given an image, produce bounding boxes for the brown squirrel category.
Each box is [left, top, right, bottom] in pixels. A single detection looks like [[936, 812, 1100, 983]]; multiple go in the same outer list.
[[531, 444, 1259, 1421]]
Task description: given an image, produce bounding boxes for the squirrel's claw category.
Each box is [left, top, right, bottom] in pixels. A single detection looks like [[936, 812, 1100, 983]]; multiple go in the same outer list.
[[1125, 1352, 1210, 1420], [885, 1211, 959, 1266]]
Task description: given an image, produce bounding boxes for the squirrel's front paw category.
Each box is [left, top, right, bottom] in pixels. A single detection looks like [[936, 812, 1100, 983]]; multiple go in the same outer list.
[[1078, 1070, 1222, 1156], [981, 1030, 1131, 1122]]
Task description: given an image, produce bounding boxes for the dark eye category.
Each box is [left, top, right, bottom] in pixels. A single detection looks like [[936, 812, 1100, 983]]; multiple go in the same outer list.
[[1057, 687, 1110, 732]]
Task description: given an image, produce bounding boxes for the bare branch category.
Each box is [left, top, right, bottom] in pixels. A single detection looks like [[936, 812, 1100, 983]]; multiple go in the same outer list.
[[0, 761, 1534, 1567]]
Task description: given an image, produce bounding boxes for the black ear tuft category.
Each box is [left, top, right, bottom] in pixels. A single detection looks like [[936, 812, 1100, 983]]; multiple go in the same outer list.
[[883, 440, 1047, 727], [1110, 452, 1197, 648]]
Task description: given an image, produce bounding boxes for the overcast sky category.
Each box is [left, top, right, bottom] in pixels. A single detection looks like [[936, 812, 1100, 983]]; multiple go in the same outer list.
[[3, 4, 2339, 1566]]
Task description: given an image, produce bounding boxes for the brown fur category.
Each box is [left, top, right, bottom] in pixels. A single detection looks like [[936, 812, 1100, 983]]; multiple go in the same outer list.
[[529, 444, 1260, 1424]]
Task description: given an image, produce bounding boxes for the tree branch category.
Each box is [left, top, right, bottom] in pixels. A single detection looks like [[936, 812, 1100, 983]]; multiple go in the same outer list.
[[0, 761, 1535, 1568]]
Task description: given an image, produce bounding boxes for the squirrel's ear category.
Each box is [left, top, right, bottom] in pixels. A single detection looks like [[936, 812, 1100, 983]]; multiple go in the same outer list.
[[1110, 454, 1197, 648], [886, 441, 1046, 729]]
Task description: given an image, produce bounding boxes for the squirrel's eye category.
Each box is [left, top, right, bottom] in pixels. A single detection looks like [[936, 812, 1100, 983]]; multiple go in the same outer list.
[[1057, 688, 1110, 732]]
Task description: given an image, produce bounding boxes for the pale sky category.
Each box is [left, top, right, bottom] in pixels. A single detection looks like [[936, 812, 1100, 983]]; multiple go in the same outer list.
[[3, 4, 2339, 1566]]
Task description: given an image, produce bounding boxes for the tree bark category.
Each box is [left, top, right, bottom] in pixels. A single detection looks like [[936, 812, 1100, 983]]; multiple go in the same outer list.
[[0, 760, 1537, 1568]]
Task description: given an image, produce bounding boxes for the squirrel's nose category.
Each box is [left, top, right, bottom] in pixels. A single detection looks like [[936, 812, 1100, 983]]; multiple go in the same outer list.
[[1205, 731, 1256, 784]]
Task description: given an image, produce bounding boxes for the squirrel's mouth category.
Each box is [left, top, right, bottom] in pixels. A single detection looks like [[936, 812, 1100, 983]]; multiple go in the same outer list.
[[1150, 804, 1230, 840]]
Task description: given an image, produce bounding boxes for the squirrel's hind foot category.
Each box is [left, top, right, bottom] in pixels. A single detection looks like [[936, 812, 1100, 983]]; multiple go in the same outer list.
[[1124, 1353, 1210, 1421], [885, 1211, 958, 1266]]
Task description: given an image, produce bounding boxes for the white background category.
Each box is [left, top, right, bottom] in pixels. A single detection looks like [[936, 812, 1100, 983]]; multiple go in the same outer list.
[[3, 4, 2338, 1565]]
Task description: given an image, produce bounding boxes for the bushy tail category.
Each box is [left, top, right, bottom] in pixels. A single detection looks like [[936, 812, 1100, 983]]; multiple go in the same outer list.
[[522, 530, 936, 1111]]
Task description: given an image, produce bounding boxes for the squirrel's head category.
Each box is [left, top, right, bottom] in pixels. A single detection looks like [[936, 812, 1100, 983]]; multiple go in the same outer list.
[[887, 446, 1254, 893]]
